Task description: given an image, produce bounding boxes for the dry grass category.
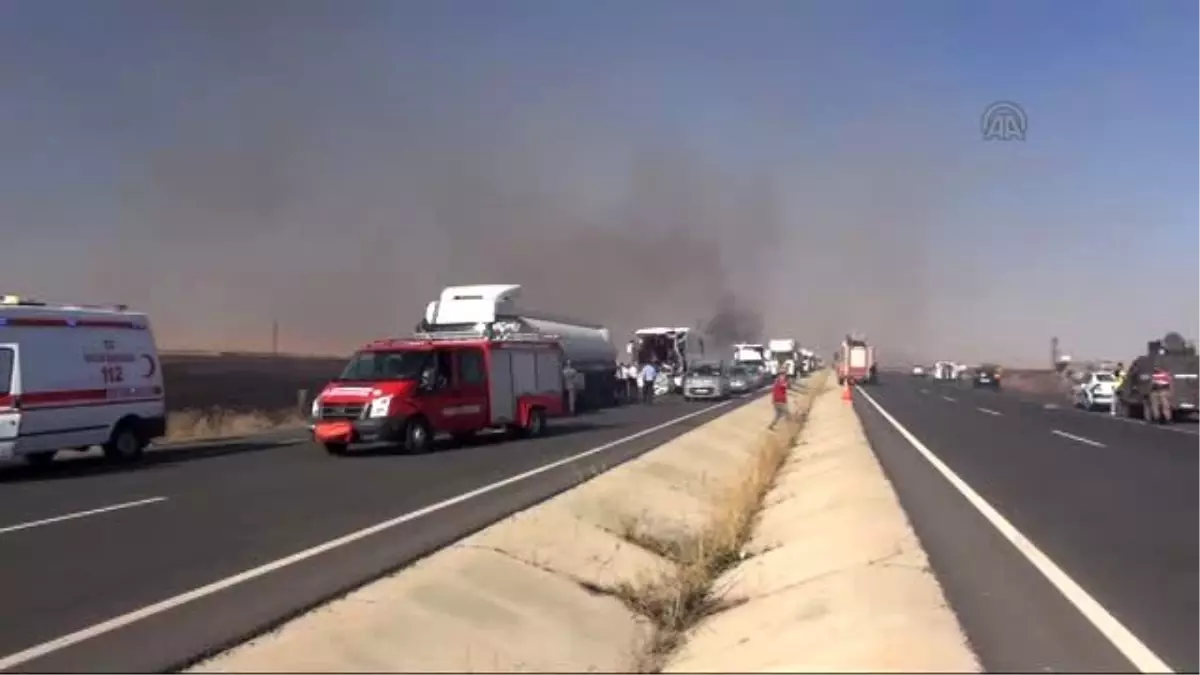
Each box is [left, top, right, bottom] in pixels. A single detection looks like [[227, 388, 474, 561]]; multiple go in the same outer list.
[[166, 407, 308, 443], [611, 376, 822, 673]]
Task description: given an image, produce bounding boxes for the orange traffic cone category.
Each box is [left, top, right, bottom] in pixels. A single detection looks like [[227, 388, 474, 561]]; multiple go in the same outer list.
[[842, 380, 852, 402]]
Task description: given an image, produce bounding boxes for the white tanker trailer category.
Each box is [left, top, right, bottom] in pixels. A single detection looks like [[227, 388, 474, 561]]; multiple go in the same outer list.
[[416, 284, 619, 408]]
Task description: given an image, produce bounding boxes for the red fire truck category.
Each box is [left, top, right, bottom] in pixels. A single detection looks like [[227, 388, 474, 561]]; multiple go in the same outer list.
[[311, 330, 566, 455], [836, 334, 877, 386]]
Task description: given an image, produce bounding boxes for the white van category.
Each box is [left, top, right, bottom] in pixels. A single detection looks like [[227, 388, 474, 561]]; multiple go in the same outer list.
[[0, 296, 166, 466]]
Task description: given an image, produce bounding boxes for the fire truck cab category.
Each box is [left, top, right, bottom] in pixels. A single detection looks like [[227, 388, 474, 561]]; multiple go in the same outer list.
[[311, 331, 566, 455]]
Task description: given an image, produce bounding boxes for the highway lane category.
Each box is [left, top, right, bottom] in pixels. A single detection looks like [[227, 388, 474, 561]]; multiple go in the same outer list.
[[856, 375, 1197, 673], [0, 394, 761, 673]]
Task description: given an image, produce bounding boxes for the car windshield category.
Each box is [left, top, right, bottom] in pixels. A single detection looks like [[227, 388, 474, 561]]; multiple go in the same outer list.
[[1094, 372, 1115, 382], [691, 364, 722, 376], [728, 366, 749, 377], [338, 350, 429, 381]]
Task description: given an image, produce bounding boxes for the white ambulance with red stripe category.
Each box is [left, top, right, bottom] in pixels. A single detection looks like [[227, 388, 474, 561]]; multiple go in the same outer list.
[[0, 296, 166, 466]]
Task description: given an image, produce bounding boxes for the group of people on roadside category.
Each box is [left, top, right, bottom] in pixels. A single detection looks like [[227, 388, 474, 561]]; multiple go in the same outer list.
[[615, 360, 662, 405]]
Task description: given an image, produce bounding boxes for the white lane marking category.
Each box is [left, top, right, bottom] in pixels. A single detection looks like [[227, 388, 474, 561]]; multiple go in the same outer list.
[[919, 389, 930, 394], [1051, 429, 1107, 448], [0, 400, 735, 671], [1068, 410, 1200, 436], [856, 387, 1173, 674], [976, 407, 1003, 416], [0, 497, 168, 536], [941, 395, 957, 402]]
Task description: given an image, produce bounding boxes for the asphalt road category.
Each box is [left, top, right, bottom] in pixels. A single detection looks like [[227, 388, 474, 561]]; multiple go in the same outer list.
[[855, 374, 1197, 674], [0, 394, 759, 673]]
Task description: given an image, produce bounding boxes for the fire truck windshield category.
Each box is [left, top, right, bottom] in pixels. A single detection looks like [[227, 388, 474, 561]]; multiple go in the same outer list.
[[338, 350, 430, 381]]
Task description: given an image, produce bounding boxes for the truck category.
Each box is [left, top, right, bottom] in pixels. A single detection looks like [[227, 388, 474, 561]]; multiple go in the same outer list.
[[630, 327, 697, 394], [732, 343, 767, 366], [767, 338, 799, 378], [417, 284, 618, 410], [1113, 332, 1199, 423], [836, 334, 877, 385], [311, 330, 566, 455]]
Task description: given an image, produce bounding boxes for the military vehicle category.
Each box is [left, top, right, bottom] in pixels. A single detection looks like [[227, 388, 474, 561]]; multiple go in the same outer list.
[[1113, 332, 1199, 423]]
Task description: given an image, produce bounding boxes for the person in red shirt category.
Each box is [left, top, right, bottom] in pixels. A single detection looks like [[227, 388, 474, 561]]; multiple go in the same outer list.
[[768, 372, 791, 430]]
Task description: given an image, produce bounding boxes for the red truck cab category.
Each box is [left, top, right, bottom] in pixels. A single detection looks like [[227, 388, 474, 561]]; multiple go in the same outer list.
[[311, 331, 565, 455]]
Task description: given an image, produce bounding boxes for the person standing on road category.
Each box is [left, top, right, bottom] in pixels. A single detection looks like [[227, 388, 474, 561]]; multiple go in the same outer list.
[[562, 359, 579, 416], [1149, 367, 1174, 423], [632, 362, 643, 402], [768, 372, 791, 430], [1111, 367, 1126, 416], [640, 361, 658, 404]]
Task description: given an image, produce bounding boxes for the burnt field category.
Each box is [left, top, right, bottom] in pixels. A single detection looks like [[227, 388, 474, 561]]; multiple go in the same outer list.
[[162, 352, 347, 414]]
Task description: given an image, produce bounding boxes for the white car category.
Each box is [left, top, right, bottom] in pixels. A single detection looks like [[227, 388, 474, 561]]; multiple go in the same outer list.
[[911, 365, 926, 377], [1073, 371, 1117, 411]]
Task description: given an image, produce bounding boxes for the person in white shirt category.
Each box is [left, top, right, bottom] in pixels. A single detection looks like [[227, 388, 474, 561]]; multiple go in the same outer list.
[[562, 360, 579, 415], [624, 360, 643, 401]]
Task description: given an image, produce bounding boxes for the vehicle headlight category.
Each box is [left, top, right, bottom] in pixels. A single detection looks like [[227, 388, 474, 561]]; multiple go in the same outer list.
[[310, 398, 321, 419], [368, 395, 393, 418]]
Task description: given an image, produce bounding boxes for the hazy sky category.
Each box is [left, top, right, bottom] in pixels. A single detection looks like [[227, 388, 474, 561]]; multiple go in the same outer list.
[[2, 0, 1195, 365]]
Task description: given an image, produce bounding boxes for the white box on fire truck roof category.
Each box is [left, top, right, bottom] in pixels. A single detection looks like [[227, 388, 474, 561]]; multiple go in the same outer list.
[[0, 296, 166, 466]]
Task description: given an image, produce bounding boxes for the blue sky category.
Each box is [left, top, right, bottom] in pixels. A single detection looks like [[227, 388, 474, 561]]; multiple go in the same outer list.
[[0, 0, 1195, 364]]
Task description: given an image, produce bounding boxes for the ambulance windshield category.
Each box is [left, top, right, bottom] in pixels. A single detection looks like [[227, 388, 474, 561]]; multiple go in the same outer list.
[[0, 347, 11, 395], [339, 350, 429, 382]]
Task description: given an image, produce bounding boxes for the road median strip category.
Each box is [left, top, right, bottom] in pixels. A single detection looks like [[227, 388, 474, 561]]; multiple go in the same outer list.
[[189, 371, 976, 673]]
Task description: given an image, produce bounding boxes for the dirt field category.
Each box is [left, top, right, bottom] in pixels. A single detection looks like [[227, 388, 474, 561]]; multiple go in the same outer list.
[[1000, 368, 1072, 398], [161, 352, 347, 441]]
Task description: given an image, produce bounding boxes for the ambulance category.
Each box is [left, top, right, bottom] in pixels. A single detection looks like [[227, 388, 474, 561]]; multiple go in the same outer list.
[[0, 295, 166, 466], [310, 329, 566, 455]]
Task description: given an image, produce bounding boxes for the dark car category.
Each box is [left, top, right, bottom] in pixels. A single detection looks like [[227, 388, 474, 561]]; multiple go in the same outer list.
[[972, 364, 1002, 389]]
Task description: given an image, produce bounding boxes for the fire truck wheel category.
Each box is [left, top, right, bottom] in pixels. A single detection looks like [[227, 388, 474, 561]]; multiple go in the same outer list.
[[23, 451, 57, 467], [523, 407, 547, 438], [103, 420, 147, 462], [323, 442, 349, 456], [402, 418, 433, 454]]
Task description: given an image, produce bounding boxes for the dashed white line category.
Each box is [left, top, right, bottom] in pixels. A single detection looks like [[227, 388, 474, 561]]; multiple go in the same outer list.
[[919, 388, 930, 394], [0, 400, 734, 671], [0, 497, 168, 536], [1051, 429, 1107, 448], [941, 395, 957, 402], [976, 407, 1003, 416], [856, 387, 1173, 674]]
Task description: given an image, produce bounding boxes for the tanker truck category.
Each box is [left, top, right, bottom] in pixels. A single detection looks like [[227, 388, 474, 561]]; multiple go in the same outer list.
[[417, 284, 619, 410]]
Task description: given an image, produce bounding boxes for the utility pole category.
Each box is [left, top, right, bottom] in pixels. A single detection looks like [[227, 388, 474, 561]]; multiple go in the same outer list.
[[271, 319, 279, 356]]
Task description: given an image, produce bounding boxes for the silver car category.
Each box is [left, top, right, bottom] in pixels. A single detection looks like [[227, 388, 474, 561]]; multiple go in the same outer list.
[[682, 363, 730, 400], [740, 363, 767, 389], [726, 365, 755, 395]]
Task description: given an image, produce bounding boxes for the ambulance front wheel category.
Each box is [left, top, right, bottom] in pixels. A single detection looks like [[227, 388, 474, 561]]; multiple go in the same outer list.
[[103, 420, 147, 462]]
